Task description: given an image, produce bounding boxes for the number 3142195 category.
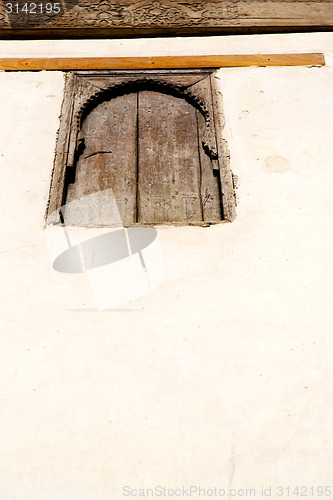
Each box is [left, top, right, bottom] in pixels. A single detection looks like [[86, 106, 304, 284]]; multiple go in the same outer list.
[[6, 3, 61, 14]]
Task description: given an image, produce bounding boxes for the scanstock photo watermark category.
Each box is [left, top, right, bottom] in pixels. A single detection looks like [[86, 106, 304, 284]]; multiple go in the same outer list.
[[122, 486, 256, 498], [122, 485, 333, 497]]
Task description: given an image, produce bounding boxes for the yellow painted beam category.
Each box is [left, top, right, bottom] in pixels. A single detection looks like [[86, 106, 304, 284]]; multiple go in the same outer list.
[[0, 53, 325, 71]]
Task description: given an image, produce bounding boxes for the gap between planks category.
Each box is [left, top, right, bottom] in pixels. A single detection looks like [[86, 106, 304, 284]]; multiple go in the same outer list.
[[0, 53, 325, 71]]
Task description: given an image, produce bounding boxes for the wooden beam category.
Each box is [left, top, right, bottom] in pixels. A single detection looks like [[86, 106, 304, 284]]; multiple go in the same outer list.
[[0, 54, 325, 71], [0, 1, 333, 39]]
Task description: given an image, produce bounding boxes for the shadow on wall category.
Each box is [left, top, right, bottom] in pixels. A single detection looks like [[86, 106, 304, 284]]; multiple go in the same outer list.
[[53, 227, 158, 274], [46, 189, 165, 310]]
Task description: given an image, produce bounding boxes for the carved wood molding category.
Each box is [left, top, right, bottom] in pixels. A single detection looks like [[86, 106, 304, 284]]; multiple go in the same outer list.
[[1, 0, 333, 39]]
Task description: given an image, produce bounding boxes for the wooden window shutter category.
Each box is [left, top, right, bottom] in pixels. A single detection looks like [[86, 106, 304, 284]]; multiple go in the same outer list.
[[47, 70, 236, 226]]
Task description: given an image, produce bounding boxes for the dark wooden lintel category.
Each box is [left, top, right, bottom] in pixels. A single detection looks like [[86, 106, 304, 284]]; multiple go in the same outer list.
[[0, 26, 333, 40]]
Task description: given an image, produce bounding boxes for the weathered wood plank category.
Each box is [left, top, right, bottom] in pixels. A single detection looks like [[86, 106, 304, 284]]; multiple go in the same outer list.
[[185, 75, 222, 221], [137, 90, 203, 224], [64, 93, 138, 226], [209, 73, 236, 222], [196, 109, 222, 222], [46, 72, 75, 225], [0, 1, 333, 38], [0, 54, 325, 71]]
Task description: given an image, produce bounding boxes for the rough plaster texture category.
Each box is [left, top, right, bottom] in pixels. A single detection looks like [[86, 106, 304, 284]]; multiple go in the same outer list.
[[0, 33, 333, 499]]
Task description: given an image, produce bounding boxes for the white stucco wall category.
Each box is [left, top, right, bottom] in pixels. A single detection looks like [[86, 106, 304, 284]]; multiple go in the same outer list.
[[0, 33, 333, 499]]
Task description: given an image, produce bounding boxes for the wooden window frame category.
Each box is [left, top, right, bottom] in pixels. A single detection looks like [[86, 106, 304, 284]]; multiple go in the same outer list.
[[46, 68, 236, 226]]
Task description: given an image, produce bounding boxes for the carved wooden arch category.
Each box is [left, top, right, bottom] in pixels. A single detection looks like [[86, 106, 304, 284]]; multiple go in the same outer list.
[[67, 76, 219, 170], [46, 69, 237, 225]]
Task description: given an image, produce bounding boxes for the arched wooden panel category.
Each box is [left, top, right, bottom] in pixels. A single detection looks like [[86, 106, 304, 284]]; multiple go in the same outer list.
[[137, 90, 203, 223], [64, 93, 138, 226], [64, 88, 222, 225]]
